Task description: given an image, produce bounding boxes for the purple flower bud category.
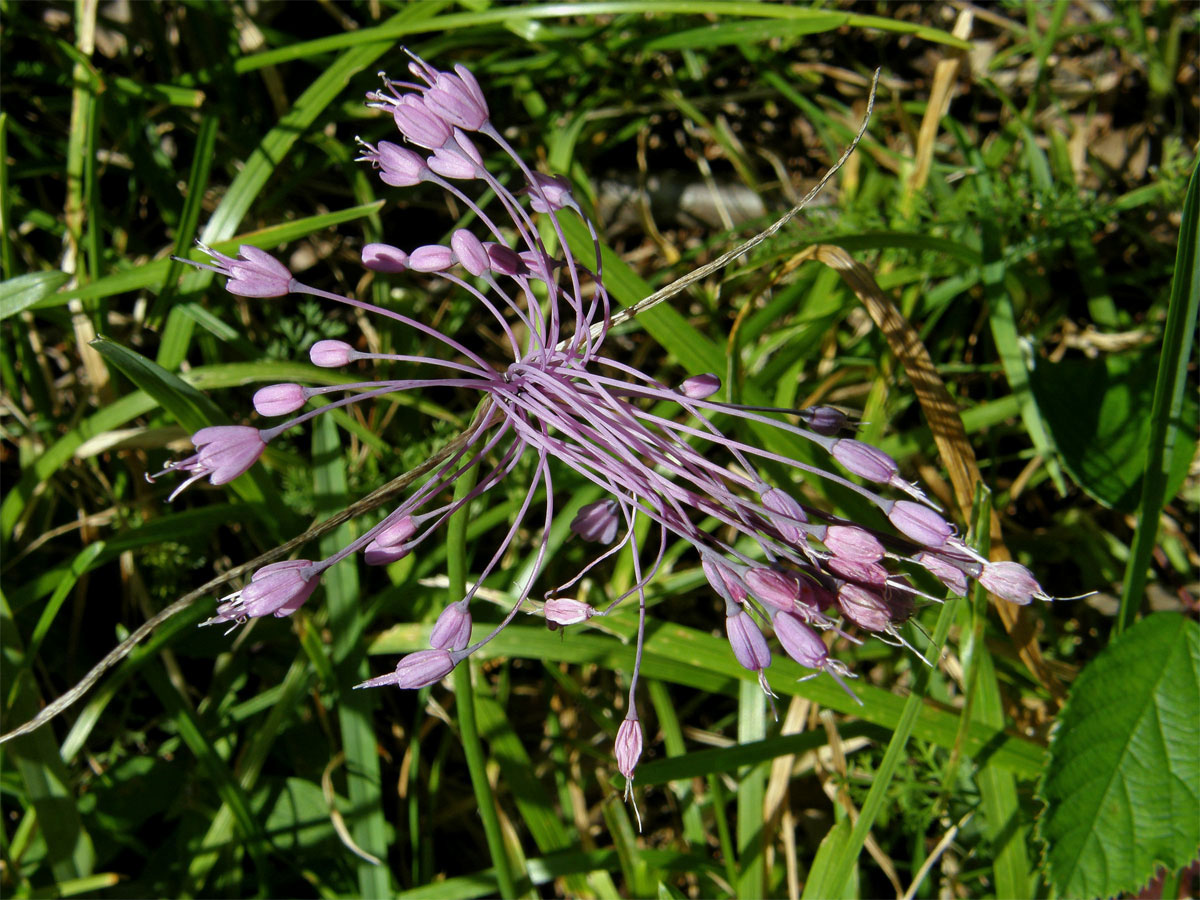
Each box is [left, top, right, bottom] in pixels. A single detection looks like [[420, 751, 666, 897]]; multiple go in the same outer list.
[[373, 141, 427, 186], [484, 243, 528, 277], [703, 555, 747, 605], [570, 499, 620, 543], [519, 251, 561, 282], [773, 611, 829, 670], [979, 561, 1048, 605], [451, 229, 489, 277], [827, 557, 889, 586], [355, 649, 458, 690], [525, 173, 575, 213], [186, 242, 295, 298], [726, 610, 771, 672], [213, 560, 319, 622], [824, 525, 885, 563], [409, 244, 456, 272], [760, 488, 808, 544], [253, 383, 306, 417], [430, 600, 471, 651], [678, 373, 721, 400], [744, 567, 800, 611], [615, 715, 643, 782], [362, 242, 409, 273], [310, 339, 355, 368], [363, 541, 412, 566], [889, 500, 953, 549], [831, 439, 899, 484], [544, 598, 596, 626], [914, 551, 969, 596], [428, 144, 479, 180], [391, 94, 452, 149], [801, 406, 849, 436], [376, 515, 417, 548], [422, 65, 490, 131], [837, 584, 891, 632]]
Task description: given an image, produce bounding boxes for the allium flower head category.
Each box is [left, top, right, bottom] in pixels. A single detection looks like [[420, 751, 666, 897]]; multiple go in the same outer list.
[[154, 52, 1064, 809]]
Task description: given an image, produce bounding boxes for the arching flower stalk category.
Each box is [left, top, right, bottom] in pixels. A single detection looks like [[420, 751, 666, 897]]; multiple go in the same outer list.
[[155, 51, 1059, 798]]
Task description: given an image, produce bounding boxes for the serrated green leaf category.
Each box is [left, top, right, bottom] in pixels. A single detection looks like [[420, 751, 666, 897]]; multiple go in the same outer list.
[[1036, 612, 1200, 899], [0, 270, 70, 321]]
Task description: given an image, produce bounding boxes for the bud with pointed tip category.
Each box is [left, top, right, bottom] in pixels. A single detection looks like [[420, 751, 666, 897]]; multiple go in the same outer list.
[[679, 373, 721, 400], [543, 598, 596, 626], [430, 600, 472, 651], [824, 525, 885, 563], [744, 567, 800, 611], [889, 500, 954, 549], [615, 714, 643, 782], [760, 488, 808, 544], [726, 610, 771, 673], [914, 551, 968, 596], [837, 584, 891, 632], [355, 648, 459, 690], [831, 439, 898, 484], [979, 561, 1049, 605]]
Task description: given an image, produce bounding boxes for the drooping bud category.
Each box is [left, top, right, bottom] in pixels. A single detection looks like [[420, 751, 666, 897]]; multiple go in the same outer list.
[[914, 551, 969, 596], [773, 610, 829, 670], [726, 610, 771, 673], [391, 94, 452, 149], [451, 229, 489, 277], [824, 525, 885, 563], [429, 600, 472, 651], [801, 405, 849, 436], [830, 439, 898, 484], [979, 561, 1049, 605], [760, 488, 808, 544], [889, 500, 954, 549], [703, 555, 747, 605], [678, 373, 721, 400], [614, 714, 643, 782], [525, 172, 576, 213], [355, 648, 459, 690], [837, 584, 891, 632], [184, 242, 295, 298], [372, 141, 427, 187], [543, 598, 596, 626], [570, 500, 620, 544], [826, 557, 889, 586], [484, 243, 528, 277], [423, 65, 490, 131], [211, 560, 319, 622], [253, 383, 307, 417], [744, 567, 800, 611], [375, 515, 417, 548]]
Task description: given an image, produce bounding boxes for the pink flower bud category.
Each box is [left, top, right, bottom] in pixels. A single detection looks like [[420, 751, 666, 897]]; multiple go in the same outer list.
[[430, 600, 471, 651], [824, 525, 885, 563], [310, 339, 355, 367], [773, 611, 829, 670], [374, 141, 426, 187], [525, 172, 575, 213], [409, 244, 455, 272], [726, 610, 771, 672], [678, 373, 721, 399], [362, 242, 409, 273], [744, 567, 800, 611], [979, 561, 1048, 605], [484, 243, 528, 277], [827, 557, 889, 585], [429, 144, 479, 180], [375, 515, 417, 548], [543, 598, 595, 626], [831, 439, 898, 484], [253, 383, 307, 417], [889, 500, 953, 549], [914, 551, 969, 596], [451, 229, 489, 277], [615, 715, 643, 781], [570, 500, 620, 543], [837, 584, 891, 632], [761, 488, 808, 544], [801, 406, 848, 436], [703, 555, 747, 605], [355, 649, 458, 690], [363, 541, 411, 566], [391, 95, 452, 149]]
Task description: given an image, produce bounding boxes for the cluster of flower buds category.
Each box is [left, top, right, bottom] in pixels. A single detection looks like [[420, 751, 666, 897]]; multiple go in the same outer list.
[[153, 52, 1058, 794]]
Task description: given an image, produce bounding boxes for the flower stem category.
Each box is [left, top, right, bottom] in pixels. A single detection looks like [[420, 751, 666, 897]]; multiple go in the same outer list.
[[446, 464, 517, 898]]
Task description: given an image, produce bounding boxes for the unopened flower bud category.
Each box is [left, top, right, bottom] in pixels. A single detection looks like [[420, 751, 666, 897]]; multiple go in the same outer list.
[[801, 406, 849, 436], [362, 242, 409, 273], [409, 244, 456, 272], [744, 567, 800, 611], [254, 383, 306, 417], [615, 714, 643, 782], [543, 598, 596, 626], [824, 525, 885, 563], [979, 560, 1048, 605], [679, 373, 721, 399], [484, 243, 528, 277], [430, 600, 471, 651], [831, 439, 898, 484], [375, 515, 417, 548], [525, 173, 575, 213], [827, 557, 889, 585], [914, 551, 968, 596], [355, 649, 459, 690], [889, 500, 954, 549], [773, 611, 829, 670], [373, 141, 426, 187], [761, 488, 808, 544], [726, 610, 771, 673], [310, 340, 355, 367], [837, 584, 891, 632], [570, 500, 620, 543], [703, 555, 747, 605], [451, 229, 490, 277]]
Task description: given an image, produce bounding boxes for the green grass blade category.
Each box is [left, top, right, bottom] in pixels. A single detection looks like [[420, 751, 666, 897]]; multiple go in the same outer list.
[[1118, 159, 1200, 633]]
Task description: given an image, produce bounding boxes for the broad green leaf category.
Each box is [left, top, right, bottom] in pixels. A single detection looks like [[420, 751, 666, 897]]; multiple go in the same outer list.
[[1031, 350, 1198, 511], [0, 270, 70, 320], [1035, 612, 1200, 899]]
